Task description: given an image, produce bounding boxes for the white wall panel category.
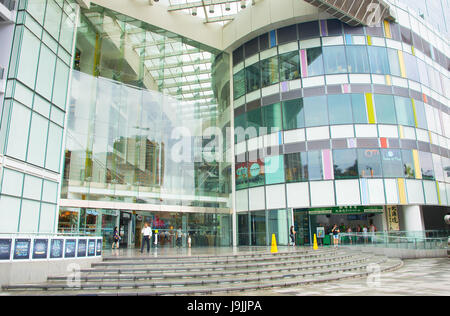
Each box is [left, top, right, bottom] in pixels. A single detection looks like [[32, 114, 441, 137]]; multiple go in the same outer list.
[[335, 180, 361, 205], [355, 124, 378, 137], [406, 179, 424, 204], [310, 181, 335, 207], [367, 179, 386, 204], [265, 184, 286, 209], [423, 180, 438, 205], [306, 126, 329, 141], [330, 125, 354, 139], [236, 189, 248, 211], [248, 187, 266, 211], [378, 125, 398, 138], [384, 179, 399, 204], [286, 182, 310, 208], [284, 129, 305, 144]]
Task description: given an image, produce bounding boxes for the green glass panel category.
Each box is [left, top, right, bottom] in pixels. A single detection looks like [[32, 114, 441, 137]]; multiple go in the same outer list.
[[328, 94, 353, 125], [279, 51, 300, 81], [304, 95, 328, 127], [374, 94, 396, 124], [260, 56, 279, 87], [265, 155, 284, 185], [333, 149, 358, 179], [282, 98, 304, 130]]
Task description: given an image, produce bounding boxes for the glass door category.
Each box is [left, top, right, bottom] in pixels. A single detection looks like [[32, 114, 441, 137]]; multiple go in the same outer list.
[[251, 211, 267, 246], [293, 209, 311, 246], [237, 213, 250, 246]]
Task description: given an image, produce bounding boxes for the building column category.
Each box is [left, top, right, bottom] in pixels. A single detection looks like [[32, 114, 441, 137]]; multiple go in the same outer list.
[[401, 205, 425, 233]]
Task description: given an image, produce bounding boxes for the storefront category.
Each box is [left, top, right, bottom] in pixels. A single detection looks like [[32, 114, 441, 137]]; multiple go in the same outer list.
[[293, 206, 385, 246]]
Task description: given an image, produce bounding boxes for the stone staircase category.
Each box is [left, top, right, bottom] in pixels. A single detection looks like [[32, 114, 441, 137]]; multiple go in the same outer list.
[[0, 248, 403, 296]]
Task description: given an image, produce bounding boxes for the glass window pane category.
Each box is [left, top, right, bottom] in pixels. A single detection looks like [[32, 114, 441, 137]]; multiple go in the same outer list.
[[323, 46, 347, 74], [233, 69, 245, 100], [36, 44, 57, 100], [23, 175, 43, 201], [1, 168, 24, 197], [381, 149, 403, 178], [52, 59, 70, 109], [387, 48, 401, 77], [414, 100, 427, 130], [333, 149, 358, 179], [419, 151, 434, 180], [27, 113, 49, 167], [6, 102, 31, 160], [246, 107, 262, 137], [44, 0, 62, 40], [285, 152, 308, 182], [27, 0, 47, 24], [416, 59, 429, 87], [45, 122, 63, 172], [328, 94, 353, 125], [262, 103, 282, 132], [307, 151, 322, 180], [351, 94, 368, 124], [368, 46, 390, 74], [282, 98, 304, 130], [394, 96, 414, 126], [245, 62, 261, 93], [17, 28, 40, 89], [404, 52, 419, 82], [265, 155, 285, 184], [358, 149, 382, 178], [247, 159, 265, 188], [235, 162, 248, 190], [401, 150, 415, 178], [306, 47, 324, 77], [304, 96, 328, 127], [42, 180, 58, 203], [374, 94, 396, 124], [260, 56, 279, 87], [346, 46, 370, 73], [279, 51, 300, 81], [59, 13, 75, 52]]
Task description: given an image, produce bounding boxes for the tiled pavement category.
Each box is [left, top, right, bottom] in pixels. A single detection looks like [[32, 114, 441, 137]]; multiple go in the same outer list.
[[223, 258, 450, 296]]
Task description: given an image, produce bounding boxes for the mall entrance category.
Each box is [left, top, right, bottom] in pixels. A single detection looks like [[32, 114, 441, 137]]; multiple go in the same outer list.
[[293, 206, 385, 246]]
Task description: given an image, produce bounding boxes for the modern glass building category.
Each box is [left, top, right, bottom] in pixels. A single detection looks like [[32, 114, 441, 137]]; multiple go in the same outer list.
[[0, 0, 448, 248]]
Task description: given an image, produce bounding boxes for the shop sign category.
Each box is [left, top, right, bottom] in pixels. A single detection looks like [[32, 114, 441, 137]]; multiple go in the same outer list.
[[387, 206, 400, 231], [103, 209, 119, 217], [309, 206, 383, 215]]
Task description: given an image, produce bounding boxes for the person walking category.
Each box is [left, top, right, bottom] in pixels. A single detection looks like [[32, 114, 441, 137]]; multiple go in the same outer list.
[[176, 227, 183, 247], [112, 227, 120, 249], [140, 222, 152, 253], [289, 226, 296, 246], [331, 224, 340, 248]]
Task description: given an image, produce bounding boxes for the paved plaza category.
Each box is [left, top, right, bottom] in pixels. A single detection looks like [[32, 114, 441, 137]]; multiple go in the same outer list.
[[225, 257, 450, 296]]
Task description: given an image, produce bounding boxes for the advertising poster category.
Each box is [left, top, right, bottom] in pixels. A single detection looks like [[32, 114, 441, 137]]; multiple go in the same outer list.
[[316, 227, 325, 239], [64, 239, 77, 258], [50, 239, 64, 259], [0, 239, 12, 260], [96, 239, 102, 256], [77, 239, 87, 257], [88, 239, 96, 256], [32, 239, 48, 259], [387, 206, 400, 231], [13, 239, 31, 260]]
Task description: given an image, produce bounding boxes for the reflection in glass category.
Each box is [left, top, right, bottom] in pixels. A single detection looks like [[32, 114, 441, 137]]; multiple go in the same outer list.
[[307, 151, 322, 180], [246, 62, 261, 93], [333, 149, 358, 179], [328, 94, 353, 125], [282, 98, 304, 130], [368, 46, 390, 74], [279, 51, 300, 81], [304, 96, 328, 127], [374, 94, 397, 124], [358, 149, 382, 178], [381, 149, 403, 178], [260, 56, 279, 87], [284, 152, 308, 182], [323, 46, 347, 74]]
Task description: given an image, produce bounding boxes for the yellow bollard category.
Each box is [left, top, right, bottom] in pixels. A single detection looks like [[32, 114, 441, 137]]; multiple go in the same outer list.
[[270, 234, 278, 253], [313, 233, 318, 250]]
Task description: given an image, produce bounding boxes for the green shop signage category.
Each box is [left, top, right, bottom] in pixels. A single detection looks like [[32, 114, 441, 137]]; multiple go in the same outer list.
[[309, 206, 383, 215]]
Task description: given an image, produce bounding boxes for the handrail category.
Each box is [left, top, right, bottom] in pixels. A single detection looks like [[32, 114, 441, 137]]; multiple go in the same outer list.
[[338, 232, 448, 250]]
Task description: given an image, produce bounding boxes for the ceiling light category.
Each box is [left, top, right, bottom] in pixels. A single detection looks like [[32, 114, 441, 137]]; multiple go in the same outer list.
[[192, 7, 197, 16], [225, 3, 231, 11], [209, 5, 215, 14], [240, 0, 246, 9]]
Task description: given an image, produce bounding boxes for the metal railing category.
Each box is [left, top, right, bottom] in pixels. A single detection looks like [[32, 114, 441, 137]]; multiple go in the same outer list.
[[0, 0, 16, 11], [0, 230, 101, 237], [338, 230, 449, 250]]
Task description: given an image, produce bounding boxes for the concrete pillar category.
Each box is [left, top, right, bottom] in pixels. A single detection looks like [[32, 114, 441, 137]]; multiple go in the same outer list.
[[401, 205, 425, 235]]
